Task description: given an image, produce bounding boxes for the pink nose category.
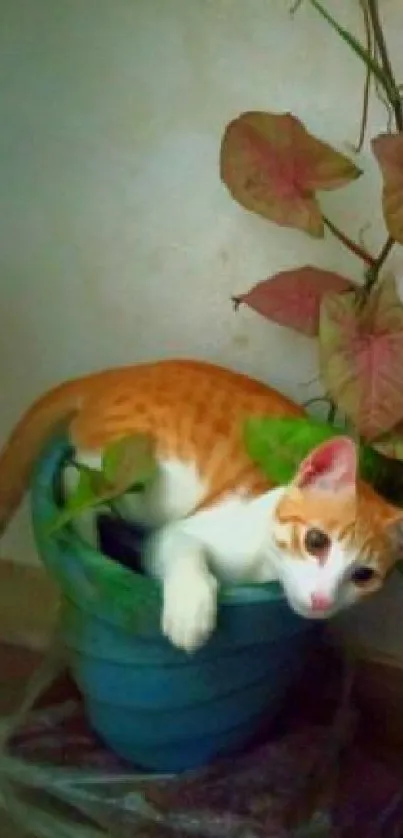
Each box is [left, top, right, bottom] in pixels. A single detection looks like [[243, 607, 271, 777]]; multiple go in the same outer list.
[[310, 592, 332, 612]]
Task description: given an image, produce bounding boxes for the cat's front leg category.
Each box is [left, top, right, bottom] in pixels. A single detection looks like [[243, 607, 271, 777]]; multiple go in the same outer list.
[[163, 555, 218, 653], [144, 528, 218, 653]]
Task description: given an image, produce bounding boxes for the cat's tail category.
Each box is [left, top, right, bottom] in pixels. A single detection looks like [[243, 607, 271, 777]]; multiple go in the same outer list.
[[0, 379, 85, 536]]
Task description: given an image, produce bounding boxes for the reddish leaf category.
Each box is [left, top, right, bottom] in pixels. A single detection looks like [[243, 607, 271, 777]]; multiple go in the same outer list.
[[220, 111, 361, 238], [319, 275, 403, 440], [372, 133, 403, 244], [233, 266, 354, 337]]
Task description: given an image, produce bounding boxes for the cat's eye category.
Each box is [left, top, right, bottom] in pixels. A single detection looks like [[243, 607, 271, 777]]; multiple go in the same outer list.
[[351, 566, 376, 585], [304, 528, 330, 556]]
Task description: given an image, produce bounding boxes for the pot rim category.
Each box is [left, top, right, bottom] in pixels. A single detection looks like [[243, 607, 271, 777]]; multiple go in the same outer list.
[[30, 435, 286, 608]]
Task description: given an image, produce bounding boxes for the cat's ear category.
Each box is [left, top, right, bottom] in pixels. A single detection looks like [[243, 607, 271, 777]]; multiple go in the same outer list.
[[293, 436, 357, 494]]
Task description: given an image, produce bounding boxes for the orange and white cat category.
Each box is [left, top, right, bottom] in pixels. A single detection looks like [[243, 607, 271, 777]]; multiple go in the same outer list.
[[0, 359, 401, 652]]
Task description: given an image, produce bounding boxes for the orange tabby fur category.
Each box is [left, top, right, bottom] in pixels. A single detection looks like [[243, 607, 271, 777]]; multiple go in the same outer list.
[[0, 358, 400, 587], [0, 359, 303, 533]]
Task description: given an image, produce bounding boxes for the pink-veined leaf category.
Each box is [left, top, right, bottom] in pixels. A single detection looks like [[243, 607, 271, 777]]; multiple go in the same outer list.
[[319, 274, 403, 440], [220, 111, 361, 238], [372, 133, 403, 244], [233, 266, 354, 337]]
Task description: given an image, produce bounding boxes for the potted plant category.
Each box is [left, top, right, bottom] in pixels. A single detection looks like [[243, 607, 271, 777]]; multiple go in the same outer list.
[[31, 435, 313, 775], [30, 0, 403, 777]]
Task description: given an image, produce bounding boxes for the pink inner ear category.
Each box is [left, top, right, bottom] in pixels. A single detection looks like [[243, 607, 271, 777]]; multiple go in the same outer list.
[[295, 437, 357, 493]]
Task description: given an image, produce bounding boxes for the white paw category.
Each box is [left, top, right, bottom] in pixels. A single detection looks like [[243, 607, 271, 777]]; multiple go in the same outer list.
[[162, 568, 218, 654]]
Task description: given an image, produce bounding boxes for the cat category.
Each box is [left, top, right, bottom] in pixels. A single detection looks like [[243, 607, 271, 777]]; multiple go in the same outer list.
[[0, 358, 402, 653]]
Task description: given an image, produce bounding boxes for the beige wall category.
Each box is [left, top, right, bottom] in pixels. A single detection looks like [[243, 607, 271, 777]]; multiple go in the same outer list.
[[1, 0, 403, 655]]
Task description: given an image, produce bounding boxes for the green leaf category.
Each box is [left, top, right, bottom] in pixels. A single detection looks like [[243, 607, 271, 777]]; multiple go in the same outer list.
[[49, 469, 109, 534], [48, 434, 158, 536], [308, 0, 391, 95], [243, 415, 381, 485], [67, 469, 104, 508], [102, 433, 157, 493], [244, 416, 338, 484]]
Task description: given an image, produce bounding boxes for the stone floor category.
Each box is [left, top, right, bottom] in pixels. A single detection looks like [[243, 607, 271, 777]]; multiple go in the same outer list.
[[1, 630, 403, 836]]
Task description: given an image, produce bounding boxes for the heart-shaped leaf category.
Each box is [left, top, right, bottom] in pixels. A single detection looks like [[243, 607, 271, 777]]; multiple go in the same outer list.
[[244, 415, 381, 486], [319, 275, 403, 440], [220, 111, 361, 238], [102, 433, 157, 493], [49, 433, 158, 534], [49, 468, 111, 533], [234, 266, 354, 336], [372, 133, 403, 244]]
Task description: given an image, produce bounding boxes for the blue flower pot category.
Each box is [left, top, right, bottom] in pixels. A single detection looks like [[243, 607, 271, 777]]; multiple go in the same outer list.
[[31, 437, 314, 774]]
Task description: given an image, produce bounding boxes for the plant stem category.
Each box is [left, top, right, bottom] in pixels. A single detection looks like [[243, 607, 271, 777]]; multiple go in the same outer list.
[[364, 234, 394, 295], [366, 0, 403, 131], [308, 0, 392, 97], [289, 0, 304, 14], [373, 40, 394, 132], [323, 216, 376, 267], [303, 396, 338, 425], [303, 397, 332, 409], [354, 0, 373, 152], [375, 234, 394, 270], [327, 401, 337, 425]]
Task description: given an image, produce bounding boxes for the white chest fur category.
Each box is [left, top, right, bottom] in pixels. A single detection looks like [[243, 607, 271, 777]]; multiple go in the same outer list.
[[67, 450, 283, 652], [177, 491, 283, 582]]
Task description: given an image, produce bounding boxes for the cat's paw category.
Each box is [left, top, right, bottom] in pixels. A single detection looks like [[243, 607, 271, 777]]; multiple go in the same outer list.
[[162, 568, 218, 654]]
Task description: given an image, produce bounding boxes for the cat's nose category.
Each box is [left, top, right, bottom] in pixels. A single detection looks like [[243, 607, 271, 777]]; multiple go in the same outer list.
[[310, 592, 332, 612]]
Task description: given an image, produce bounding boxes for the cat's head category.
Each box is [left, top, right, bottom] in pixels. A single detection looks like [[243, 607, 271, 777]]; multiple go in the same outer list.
[[271, 436, 403, 620]]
